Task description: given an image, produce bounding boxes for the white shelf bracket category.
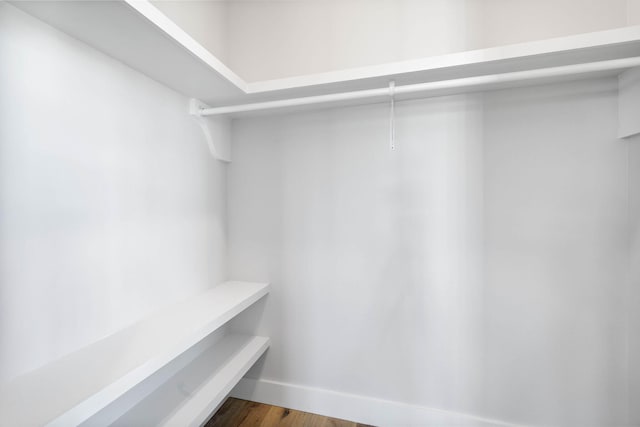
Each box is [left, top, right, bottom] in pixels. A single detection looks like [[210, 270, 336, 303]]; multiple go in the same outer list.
[[189, 99, 231, 162]]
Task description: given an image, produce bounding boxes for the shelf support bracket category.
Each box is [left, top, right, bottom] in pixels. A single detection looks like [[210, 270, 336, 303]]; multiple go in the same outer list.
[[189, 99, 231, 162]]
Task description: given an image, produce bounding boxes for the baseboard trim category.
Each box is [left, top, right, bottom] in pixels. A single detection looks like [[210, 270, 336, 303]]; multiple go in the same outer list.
[[231, 378, 523, 427]]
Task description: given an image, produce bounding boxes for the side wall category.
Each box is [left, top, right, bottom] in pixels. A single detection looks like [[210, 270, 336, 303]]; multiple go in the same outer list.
[[0, 4, 227, 382], [228, 79, 629, 426], [630, 136, 640, 426]]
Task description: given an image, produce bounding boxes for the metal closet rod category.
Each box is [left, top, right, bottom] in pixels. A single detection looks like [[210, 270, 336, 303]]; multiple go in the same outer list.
[[199, 57, 640, 116]]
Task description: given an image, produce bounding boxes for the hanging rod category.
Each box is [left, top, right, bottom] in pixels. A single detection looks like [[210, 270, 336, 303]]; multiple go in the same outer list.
[[198, 57, 640, 116]]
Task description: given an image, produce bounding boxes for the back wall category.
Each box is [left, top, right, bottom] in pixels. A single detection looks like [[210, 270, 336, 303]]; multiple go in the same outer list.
[[228, 78, 630, 426]]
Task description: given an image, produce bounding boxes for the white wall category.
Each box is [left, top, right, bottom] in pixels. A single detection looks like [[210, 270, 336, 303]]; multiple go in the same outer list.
[[150, 0, 229, 63], [229, 95, 486, 416], [477, 0, 627, 48], [619, 67, 640, 138], [225, 0, 479, 82], [630, 136, 640, 426], [149, 0, 636, 83], [149, 0, 633, 82], [225, 0, 629, 81], [0, 3, 227, 383], [227, 78, 630, 426], [630, 0, 640, 25], [482, 79, 628, 426]]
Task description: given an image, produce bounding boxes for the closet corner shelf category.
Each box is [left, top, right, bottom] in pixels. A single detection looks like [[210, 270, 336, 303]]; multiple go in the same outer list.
[[9, 0, 640, 108], [0, 281, 270, 427]]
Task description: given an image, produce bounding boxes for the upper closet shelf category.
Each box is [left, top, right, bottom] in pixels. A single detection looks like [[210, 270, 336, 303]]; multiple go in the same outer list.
[[11, 1, 640, 108], [0, 281, 270, 427]]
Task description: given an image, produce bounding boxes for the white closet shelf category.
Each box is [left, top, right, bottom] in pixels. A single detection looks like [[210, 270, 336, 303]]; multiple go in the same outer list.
[[9, 0, 640, 107], [113, 334, 270, 427], [0, 281, 270, 427]]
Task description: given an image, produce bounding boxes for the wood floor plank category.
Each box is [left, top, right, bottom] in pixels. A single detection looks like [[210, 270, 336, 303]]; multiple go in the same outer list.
[[207, 397, 376, 427], [205, 397, 245, 427], [321, 417, 356, 427], [257, 405, 289, 426], [276, 408, 307, 427], [235, 400, 271, 427], [207, 398, 252, 427], [298, 412, 326, 427]]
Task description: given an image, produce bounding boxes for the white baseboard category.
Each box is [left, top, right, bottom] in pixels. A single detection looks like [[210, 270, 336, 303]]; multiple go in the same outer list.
[[231, 378, 524, 427]]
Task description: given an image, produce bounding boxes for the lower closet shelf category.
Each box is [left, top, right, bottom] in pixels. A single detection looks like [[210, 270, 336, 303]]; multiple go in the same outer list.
[[112, 334, 270, 427], [0, 281, 269, 427]]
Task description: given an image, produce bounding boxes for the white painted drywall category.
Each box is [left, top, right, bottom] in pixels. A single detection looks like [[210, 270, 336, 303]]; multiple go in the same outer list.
[[0, 3, 227, 383], [482, 79, 628, 426], [619, 67, 640, 138], [630, 0, 640, 25], [229, 94, 486, 416], [630, 136, 640, 426], [150, 0, 229, 63], [225, 0, 479, 81], [146, 0, 634, 83], [225, 0, 629, 81], [227, 78, 630, 426], [477, 0, 628, 48]]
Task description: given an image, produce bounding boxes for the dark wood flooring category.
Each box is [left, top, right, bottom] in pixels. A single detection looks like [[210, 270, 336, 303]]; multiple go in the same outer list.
[[206, 397, 376, 427]]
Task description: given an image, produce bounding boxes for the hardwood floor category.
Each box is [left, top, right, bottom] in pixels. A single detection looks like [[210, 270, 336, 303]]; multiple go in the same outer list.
[[206, 397, 376, 427]]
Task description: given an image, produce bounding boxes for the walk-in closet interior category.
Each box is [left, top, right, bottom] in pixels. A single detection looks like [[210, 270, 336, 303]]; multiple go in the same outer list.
[[1, 1, 640, 426]]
